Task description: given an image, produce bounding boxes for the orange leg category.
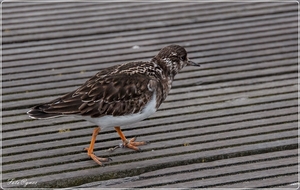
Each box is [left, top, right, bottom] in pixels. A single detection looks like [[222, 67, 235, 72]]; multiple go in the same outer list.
[[114, 126, 149, 151], [84, 127, 111, 165]]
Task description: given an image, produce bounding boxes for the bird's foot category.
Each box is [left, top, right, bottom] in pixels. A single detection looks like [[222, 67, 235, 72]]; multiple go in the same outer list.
[[123, 137, 149, 151], [107, 137, 149, 152], [84, 147, 112, 166]]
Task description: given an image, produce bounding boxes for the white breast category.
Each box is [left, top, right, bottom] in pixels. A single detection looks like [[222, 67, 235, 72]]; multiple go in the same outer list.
[[82, 92, 157, 130]]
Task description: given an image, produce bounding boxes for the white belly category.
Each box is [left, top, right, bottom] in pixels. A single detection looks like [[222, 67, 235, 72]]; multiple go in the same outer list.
[[82, 92, 157, 129]]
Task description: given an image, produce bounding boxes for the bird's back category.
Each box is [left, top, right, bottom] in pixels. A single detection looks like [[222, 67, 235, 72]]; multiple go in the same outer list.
[[27, 60, 168, 120]]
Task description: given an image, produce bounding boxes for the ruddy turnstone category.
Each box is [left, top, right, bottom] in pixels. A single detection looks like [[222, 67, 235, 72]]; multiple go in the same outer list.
[[27, 45, 200, 165]]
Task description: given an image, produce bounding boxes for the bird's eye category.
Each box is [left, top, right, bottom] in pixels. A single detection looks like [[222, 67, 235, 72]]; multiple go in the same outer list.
[[181, 55, 186, 61]]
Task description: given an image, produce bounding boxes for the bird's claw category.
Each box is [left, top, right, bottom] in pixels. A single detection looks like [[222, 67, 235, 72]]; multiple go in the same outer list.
[[84, 147, 112, 165], [123, 137, 149, 151], [106, 137, 150, 152]]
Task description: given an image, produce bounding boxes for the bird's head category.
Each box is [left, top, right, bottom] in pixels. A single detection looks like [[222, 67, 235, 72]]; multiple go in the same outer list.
[[155, 45, 200, 78]]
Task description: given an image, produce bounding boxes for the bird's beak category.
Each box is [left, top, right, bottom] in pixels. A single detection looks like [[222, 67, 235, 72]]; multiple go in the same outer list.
[[187, 60, 200, 67]]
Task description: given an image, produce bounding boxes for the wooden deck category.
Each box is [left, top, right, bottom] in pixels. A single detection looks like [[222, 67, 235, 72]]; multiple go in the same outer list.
[[2, 1, 298, 188]]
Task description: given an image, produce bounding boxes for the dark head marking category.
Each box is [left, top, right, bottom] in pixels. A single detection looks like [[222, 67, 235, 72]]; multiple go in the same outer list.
[[155, 45, 199, 76]]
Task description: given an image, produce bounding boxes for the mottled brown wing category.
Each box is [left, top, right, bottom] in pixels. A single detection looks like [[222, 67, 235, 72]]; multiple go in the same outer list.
[[43, 71, 157, 118]]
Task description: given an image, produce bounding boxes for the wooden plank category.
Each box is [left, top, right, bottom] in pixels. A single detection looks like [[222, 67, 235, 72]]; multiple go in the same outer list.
[[3, 113, 297, 164], [3, 27, 297, 72], [3, 118, 297, 172], [3, 110, 296, 154], [3, 139, 296, 188], [106, 156, 298, 188], [3, 3, 296, 43], [139, 149, 298, 178], [160, 165, 297, 188], [3, 11, 296, 52], [217, 175, 298, 188], [74, 149, 297, 188], [6, 2, 225, 23], [3, 102, 296, 160], [2, 3, 213, 29], [3, 128, 297, 178], [3, 16, 297, 62], [3, 19, 297, 58], [3, 2, 294, 32], [2, 2, 109, 13], [3, 103, 297, 154], [3, 2, 162, 19], [3, 43, 297, 83], [3, 98, 296, 166]]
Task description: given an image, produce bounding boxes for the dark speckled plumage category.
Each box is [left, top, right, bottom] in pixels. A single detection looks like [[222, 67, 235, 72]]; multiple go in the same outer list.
[[27, 45, 199, 121]]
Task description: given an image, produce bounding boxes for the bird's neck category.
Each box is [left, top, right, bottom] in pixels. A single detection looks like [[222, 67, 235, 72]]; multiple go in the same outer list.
[[151, 57, 175, 96], [152, 57, 178, 81]]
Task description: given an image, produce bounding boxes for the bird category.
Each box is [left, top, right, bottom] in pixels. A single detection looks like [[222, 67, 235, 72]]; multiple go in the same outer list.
[[27, 45, 200, 165]]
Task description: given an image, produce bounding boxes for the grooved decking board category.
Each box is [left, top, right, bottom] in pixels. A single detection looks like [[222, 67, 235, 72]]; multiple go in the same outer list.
[[3, 11, 296, 53], [3, 20, 297, 63], [106, 156, 298, 188], [2, 1, 298, 188], [3, 2, 296, 43]]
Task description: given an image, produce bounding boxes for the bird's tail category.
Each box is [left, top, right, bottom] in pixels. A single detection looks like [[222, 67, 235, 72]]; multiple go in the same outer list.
[[27, 104, 62, 119]]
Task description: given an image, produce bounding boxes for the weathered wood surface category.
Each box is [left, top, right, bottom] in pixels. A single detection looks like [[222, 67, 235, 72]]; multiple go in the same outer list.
[[2, 1, 298, 188]]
